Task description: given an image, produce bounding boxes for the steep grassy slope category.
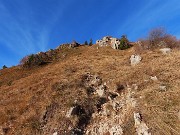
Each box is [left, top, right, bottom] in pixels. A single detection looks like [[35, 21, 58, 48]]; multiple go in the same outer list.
[[0, 45, 180, 135]]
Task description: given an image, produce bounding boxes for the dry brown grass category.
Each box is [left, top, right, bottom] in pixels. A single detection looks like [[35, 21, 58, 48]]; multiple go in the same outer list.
[[0, 45, 180, 134]]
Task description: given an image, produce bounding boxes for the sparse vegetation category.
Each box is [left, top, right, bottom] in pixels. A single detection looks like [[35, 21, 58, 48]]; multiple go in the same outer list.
[[119, 35, 131, 50], [135, 27, 180, 52], [84, 41, 88, 45], [148, 27, 167, 47], [20, 54, 43, 68], [89, 38, 93, 46], [2, 65, 7, 69]]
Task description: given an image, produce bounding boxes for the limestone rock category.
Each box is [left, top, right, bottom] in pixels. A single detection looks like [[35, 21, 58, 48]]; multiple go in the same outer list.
[[159, 48, 171, 54], [96, 36, 111, 47], [130, 55, 142, 66], [150, 76, 158, 81], [96, 36, 121, 49], [0, 127, 3, 135], [86, 122, 123, 135], [159, 85, 167, 92], [178, 111, 180, 121], [66, 107, 74, 118], [134, 113, 151, 135], [111, 38, 121, 49], [96, 84, 106, 97], [53, 132, 58, 135]]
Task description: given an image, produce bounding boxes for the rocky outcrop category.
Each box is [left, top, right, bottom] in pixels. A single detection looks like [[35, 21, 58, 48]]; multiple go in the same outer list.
[[111, 38, 121, 49], [96, 36, 121, 49], [86, 84, 137, 135], [96, 36, 112, 47], [82, 73, 107, 97], [69, 41, 80, 48]]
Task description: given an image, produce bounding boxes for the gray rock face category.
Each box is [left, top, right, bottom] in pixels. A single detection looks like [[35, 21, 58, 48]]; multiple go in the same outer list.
[[159, 48, 171, 54], [130, 55, 142, 66]]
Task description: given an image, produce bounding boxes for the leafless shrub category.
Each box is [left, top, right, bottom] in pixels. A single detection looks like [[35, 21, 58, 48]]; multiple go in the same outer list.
[[148, 27, 167, 47], [163, 35, 180, 48], [135, 27, 180, 52]]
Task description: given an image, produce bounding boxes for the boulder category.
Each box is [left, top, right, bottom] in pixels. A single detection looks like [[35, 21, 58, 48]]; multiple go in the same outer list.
[[159, 85, 167, 92], [130, 55, 142, 66], [150, 76, 158, 81], [53, 132, 58, 135], [159, 48, 171, 54]]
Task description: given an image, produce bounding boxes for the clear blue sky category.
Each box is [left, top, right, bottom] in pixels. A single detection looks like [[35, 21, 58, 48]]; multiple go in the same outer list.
[[0, 0, 180, 67]]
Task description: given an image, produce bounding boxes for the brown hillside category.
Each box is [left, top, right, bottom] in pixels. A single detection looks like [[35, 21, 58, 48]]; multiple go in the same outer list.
[[0, 45, 180, 135]]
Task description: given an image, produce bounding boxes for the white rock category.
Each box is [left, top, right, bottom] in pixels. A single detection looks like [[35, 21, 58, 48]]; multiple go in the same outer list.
[[96, 36, 121, 49], [86, 122, 123, 135], [96, 85, 105, 97], [66, 107, 74, 118], [178, 111, 180, 121], [0, 127, 3, 135], [144, 79, 149, 82], [130, 55, 142, 66], [53, 132, 58, 135], [134, 113, 151, 135], [159, 48, 171, 54], [132, 84, 138, 90], [134, 113, 142, 126], [150, 76, 158, 81], [159, 85, 167, 91], [111, 38, 120, 49], [109, 125, 123, 135]]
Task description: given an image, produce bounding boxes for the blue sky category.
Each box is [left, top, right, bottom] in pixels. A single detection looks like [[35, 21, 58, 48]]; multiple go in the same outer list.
[[0, 0, 180, 67]]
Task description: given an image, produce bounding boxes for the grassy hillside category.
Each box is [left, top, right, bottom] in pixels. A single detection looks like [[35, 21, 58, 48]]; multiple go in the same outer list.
[[0, 45, 180, 135]]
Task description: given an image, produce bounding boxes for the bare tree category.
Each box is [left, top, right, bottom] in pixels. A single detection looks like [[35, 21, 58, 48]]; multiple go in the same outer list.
[[148, 27, 167, 47]]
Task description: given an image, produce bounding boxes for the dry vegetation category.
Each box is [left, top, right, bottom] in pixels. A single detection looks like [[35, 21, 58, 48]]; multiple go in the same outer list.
[[0, 43, 180, 134]]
